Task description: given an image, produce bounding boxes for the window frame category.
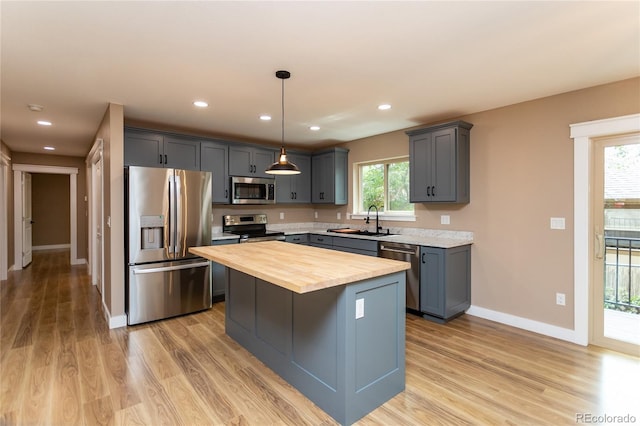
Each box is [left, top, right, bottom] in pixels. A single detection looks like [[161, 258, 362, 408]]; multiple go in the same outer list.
[[352, 156, 415, 222]]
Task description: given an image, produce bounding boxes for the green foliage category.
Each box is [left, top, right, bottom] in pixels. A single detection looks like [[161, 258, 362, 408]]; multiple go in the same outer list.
[[362, 164, 384, 211], [360, 161, 413, 213]]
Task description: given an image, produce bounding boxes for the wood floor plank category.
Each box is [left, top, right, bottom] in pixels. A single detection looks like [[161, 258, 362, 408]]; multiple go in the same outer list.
[[2, 249, 639, 425]]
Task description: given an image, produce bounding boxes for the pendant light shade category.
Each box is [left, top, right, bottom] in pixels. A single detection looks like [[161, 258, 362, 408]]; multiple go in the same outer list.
[[265, 70, 301, 175]]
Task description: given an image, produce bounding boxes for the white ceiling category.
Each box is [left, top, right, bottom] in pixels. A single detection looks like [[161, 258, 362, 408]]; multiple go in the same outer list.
[[2, 1, 639, 157]]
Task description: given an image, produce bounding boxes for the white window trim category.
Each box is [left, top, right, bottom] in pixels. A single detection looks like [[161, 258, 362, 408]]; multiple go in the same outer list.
[[353, 156, 413, 218]]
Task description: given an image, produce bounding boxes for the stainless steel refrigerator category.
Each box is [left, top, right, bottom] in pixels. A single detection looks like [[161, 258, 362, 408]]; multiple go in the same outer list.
[[125, 166, 212, 325]]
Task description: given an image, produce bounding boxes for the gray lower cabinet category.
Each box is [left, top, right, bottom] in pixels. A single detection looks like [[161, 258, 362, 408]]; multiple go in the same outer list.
[[201, 140, 230, 203], [211, 238, 238, 301], [420, 245, 471, 322], [225, 268, 406, 425], [229, 145, 275, 178], [309, 234, 333, 249], [407, 120, 472, 203], [276, 153, 312, 203], [332, 236, 378, 256], [124, 128, 201, 170], [285, 234, 309, 245], [311, 148, 349, 205]]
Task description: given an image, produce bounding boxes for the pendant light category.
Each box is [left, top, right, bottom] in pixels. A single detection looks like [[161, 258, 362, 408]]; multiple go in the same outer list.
[[265, 70, 301, 175]]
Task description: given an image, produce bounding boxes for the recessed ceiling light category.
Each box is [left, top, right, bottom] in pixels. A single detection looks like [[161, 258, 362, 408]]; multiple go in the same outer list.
[[193, 101, 208, 108], [378, 104, 391, 110], [37, 120, 52, 126], [309, 126, 320, 131], [260, 115, 272, 121], [44, 146, 55, 151], [28, 104, 44, 112]]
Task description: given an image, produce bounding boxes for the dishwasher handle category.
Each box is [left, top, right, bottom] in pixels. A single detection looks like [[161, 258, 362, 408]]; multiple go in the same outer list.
[[379, 244, 418, 255]]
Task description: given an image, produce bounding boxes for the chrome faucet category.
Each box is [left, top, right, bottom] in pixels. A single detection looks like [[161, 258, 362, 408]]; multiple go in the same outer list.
[[365, 205, 382, 234]]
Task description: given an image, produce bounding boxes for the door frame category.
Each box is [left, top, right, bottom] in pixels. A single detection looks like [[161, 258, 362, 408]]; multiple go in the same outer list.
[[12, 164, 80, 269], [87, 139, 105, 295], [0, 151, 10, 280], [570, 113, 640, 346]]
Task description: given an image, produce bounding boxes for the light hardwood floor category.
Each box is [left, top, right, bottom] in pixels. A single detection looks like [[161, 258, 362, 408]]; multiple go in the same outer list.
[[1, 250, 639, 425]]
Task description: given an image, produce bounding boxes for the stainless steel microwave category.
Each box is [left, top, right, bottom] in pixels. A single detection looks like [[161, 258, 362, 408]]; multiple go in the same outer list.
[[230, 176, 276, 204]]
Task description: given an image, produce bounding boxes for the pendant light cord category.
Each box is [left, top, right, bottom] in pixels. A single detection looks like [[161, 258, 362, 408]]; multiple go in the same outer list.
[[281, 76, 285, 149]]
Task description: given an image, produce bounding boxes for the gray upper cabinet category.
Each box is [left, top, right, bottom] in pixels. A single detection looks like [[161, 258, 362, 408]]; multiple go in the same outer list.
[[276, 152, 311, 203], [201, 140, 230, 204], [229, 145, 275, 178], [407, 120, 472, 203], [124, 128, 200, 171], [420, 245, 471, 323], [311, 147, 349, 205]]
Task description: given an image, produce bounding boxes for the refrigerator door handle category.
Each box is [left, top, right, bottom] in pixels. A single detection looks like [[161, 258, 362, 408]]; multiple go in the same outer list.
[[133, 261, 210, 275], [174, 173, 183, 256], [168, 173, 176, 256]]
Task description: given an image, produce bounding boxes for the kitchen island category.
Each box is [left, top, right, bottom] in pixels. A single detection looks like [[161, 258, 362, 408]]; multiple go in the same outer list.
[[190, 241, 410, 425]]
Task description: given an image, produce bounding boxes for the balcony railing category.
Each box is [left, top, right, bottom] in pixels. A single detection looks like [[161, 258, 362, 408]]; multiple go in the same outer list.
[[604, 236, 640, 314]]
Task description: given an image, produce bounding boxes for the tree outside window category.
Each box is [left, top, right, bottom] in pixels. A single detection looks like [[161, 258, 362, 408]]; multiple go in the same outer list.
[[359, 159, 413, 214]]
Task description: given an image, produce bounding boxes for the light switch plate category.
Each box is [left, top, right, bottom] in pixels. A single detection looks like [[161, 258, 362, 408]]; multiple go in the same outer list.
[[441, 215, 450, 225], [355, 298, 364, 319], [550, 217, 565, 230], [279, 212, 284, 220]]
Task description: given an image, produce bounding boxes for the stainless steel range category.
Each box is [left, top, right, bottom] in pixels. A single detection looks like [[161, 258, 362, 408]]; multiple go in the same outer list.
[[223, 214, 285, 243]]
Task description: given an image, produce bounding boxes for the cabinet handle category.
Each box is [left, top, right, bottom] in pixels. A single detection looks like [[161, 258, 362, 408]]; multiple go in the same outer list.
[[427, 186, 431, 197], [164, 154, 168, 164], [159, 154, 163, 164], [421, 252, 425, 263], [225, 189, 228, 198], [294, 192, 297, 199], [431, 186, 435, 196], [291, 192, 294, 200]]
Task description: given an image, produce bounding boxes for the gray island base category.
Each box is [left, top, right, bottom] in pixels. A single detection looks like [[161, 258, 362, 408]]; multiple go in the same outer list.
[[225, 268, 406, 425]]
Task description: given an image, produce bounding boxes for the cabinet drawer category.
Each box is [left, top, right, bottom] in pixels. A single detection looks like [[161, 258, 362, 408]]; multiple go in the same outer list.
[[332, 237, 378, 254], [309, 234, 333, 246], [285, 234, 309, 244]]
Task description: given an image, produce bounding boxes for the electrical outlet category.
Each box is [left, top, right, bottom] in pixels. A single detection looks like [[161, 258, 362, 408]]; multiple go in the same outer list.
[[279, 212, 284, 220], [355, 298, 364, 319], [550, 217, 565, 230], [314, 211, 318, 219], [441, 215, 450, 225], [337, 212, 341, 220], [556, 292, 566, 306]]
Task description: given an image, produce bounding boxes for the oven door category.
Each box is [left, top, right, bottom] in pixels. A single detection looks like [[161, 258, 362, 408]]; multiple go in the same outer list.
[[231, 177, 275, 204]]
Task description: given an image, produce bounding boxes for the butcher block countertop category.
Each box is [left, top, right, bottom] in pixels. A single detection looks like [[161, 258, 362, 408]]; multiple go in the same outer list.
[[190, 241, 410, 294]]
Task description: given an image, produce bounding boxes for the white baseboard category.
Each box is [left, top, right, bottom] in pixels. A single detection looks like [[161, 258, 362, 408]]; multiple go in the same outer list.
[[72, 258, 86, 265], [33, 244, 71, 251], [466, 305, 583, 346], [101, 299, 127, 329]]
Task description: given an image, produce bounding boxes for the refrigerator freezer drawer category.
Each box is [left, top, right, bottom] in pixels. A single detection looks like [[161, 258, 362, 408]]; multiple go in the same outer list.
[[127, 260, 211, 325]]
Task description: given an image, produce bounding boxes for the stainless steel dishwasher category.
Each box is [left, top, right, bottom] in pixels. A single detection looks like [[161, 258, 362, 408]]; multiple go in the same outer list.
[[378, 242, 420, 311]]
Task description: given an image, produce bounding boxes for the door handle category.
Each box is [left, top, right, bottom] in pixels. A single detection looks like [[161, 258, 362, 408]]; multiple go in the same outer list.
[[595, 233, 604, 259]]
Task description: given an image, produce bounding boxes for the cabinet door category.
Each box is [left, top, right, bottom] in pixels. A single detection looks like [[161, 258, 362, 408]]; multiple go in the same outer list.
[[164, 136, 201, 170], [211, 239, 238, 300], [252, 148, 276, 178], [430, 128, 457, 202], [229, 146, 253, 176], [312, 152, 333, 203], [409, 132, 432, 202], [277, 153, 311, 203], [124, 131, 164, 167], [420, 247, 445, 317], [201, 141, 229, 204]]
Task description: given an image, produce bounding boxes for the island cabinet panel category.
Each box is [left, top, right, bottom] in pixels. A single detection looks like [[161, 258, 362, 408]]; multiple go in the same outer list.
[[285, 234, 309, 245], [224, 267, 406, 425], [407, 120, 472, 203], [210, 238, 237, 301]]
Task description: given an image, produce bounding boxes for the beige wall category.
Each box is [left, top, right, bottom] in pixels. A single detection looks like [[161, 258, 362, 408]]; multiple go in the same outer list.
[[10, 152, 88, 261], [31, 173, 70, 247], [340, 77, 640, 329], [95, 103, 125, 318]]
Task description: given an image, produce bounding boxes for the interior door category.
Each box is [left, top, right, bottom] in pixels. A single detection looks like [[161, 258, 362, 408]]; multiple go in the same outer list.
[[92, 157, 104, 295], [22, 172, 33, 267], [591, 134, 640, 356]]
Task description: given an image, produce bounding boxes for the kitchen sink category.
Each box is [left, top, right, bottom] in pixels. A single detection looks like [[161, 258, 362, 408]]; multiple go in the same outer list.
[[327, 228, 395, 237]]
